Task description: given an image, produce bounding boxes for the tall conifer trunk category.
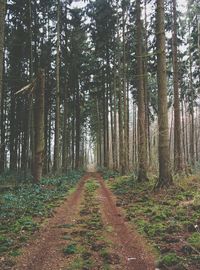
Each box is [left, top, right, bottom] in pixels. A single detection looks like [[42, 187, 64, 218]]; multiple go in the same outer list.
[[33, 69, 45, 183], [156, 0, 172, 187], [172, 0, 182, 173], [136, 0, 148, 181], [0, 0, 6, 172], [0, 0, 5, 118], [54, 0, 61, 172]]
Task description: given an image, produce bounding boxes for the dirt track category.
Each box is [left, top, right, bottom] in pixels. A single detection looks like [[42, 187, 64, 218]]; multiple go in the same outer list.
[[13, 172, 155, 270]]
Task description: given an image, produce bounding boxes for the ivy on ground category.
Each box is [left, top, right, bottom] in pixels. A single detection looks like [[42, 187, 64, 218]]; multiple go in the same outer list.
[[0, 170, 83, 257]]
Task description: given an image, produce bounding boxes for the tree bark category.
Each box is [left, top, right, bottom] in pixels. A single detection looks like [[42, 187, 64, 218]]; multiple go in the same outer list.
[[0, 0, 6, 122], [136, 0, 148, 181], [75, 81, 80, 169], [156, 0, 172, 188], [54, 0, 61, 172], [122, 7, 128, 173], [33, 69, 45, 183], [0, 0, 6, 172], [172, 0, 182, 173]]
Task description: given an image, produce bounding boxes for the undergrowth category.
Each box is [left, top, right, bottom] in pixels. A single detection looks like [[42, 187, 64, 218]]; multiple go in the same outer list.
[[105, 171, 200, 270], [0, 170, 83, 259]]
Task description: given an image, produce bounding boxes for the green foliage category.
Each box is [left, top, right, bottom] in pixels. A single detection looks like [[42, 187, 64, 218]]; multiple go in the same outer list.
[[12, 216, 38, 233], [0, 235, 13, 253], [63, 244, 77, 255], [85, 179, 99, 192], [158, 253, 181, 267], [188, 233, 200, 250], [100, 168, 120, 180]]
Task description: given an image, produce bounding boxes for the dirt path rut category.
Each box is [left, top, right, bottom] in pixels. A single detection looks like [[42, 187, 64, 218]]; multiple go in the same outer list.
[[13, 172, 155, 270], [97, 173, 155, 270]]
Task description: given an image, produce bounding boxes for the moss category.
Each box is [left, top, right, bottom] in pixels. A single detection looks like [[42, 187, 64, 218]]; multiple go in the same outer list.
[[188, 232, 200, 250], [158, 253, 181, 267], [63, 244, 77, 255]]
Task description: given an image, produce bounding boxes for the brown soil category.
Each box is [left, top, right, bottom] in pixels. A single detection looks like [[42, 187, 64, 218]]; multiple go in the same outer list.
[[13, 172, 155, 270]]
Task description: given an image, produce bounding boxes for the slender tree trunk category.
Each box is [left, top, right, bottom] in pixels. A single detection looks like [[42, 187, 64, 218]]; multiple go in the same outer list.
[[172, 0, 182, 173], [96, 97, 101, 167], [0, 0, 5, 122], [33, 69, 45, 183], [126, 78, 130, 171], [185, 101, 189, 164], [0, 64, 5, 172], [102, 69, 107, 168], [181, 99, 186, 167], [113, 65, 118, 170], [0, 0, 6, 172], [118, 87, 125, 174], [195, 106, 198, 161], [136, 0, 148, 181], [21, 105, 29, 172], [106, 83, 109, 167], [156, 0, 172, 188], [71, 94, 75, 170], [62, 84, 68, 172], [75, 82, 80, 169], [28, 0, 35, 173], [143, 0, 151, 166], [110, 88, 115, 169], [122, 9, 128, 173], [54, 0, 61, 172], [188, 21, 195, 166]]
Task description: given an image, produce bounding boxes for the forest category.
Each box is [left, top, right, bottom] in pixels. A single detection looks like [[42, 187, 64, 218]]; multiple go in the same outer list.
[[0, 0, 200, 269]]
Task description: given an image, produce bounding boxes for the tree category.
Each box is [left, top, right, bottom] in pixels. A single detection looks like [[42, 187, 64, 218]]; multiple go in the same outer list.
[[136, 0, 148, 181], [172, 0, 182, 172], [33, 69, 45, 183], [0, 0, 6, 172], [54, 0, 61, 172], [0, 0, 6, 116], [156, 0, 173, 187]]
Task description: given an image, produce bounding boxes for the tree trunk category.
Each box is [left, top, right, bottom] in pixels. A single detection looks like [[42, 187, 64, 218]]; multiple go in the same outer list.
[[75, 82, 80, 169], [0, 0, 5, 172], [62, 84, 68, 172], [33, 69, 45, 183], [54, 0, 61, 172], [113, 63, 118, 170], [144, 0, 151, 166], [122, 8, 128, 173], [172, 0, 182, 173], [136, 0, 148, 181], [156, 0, 172, 188], [0, 0, 5, 123], [0, 64, 5, 172], [188, 27, 195, 166]]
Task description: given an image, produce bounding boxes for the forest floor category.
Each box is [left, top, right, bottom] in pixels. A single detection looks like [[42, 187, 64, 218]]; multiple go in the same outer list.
[[104, 171, 200, 270], [2, 172, 155, 270]]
